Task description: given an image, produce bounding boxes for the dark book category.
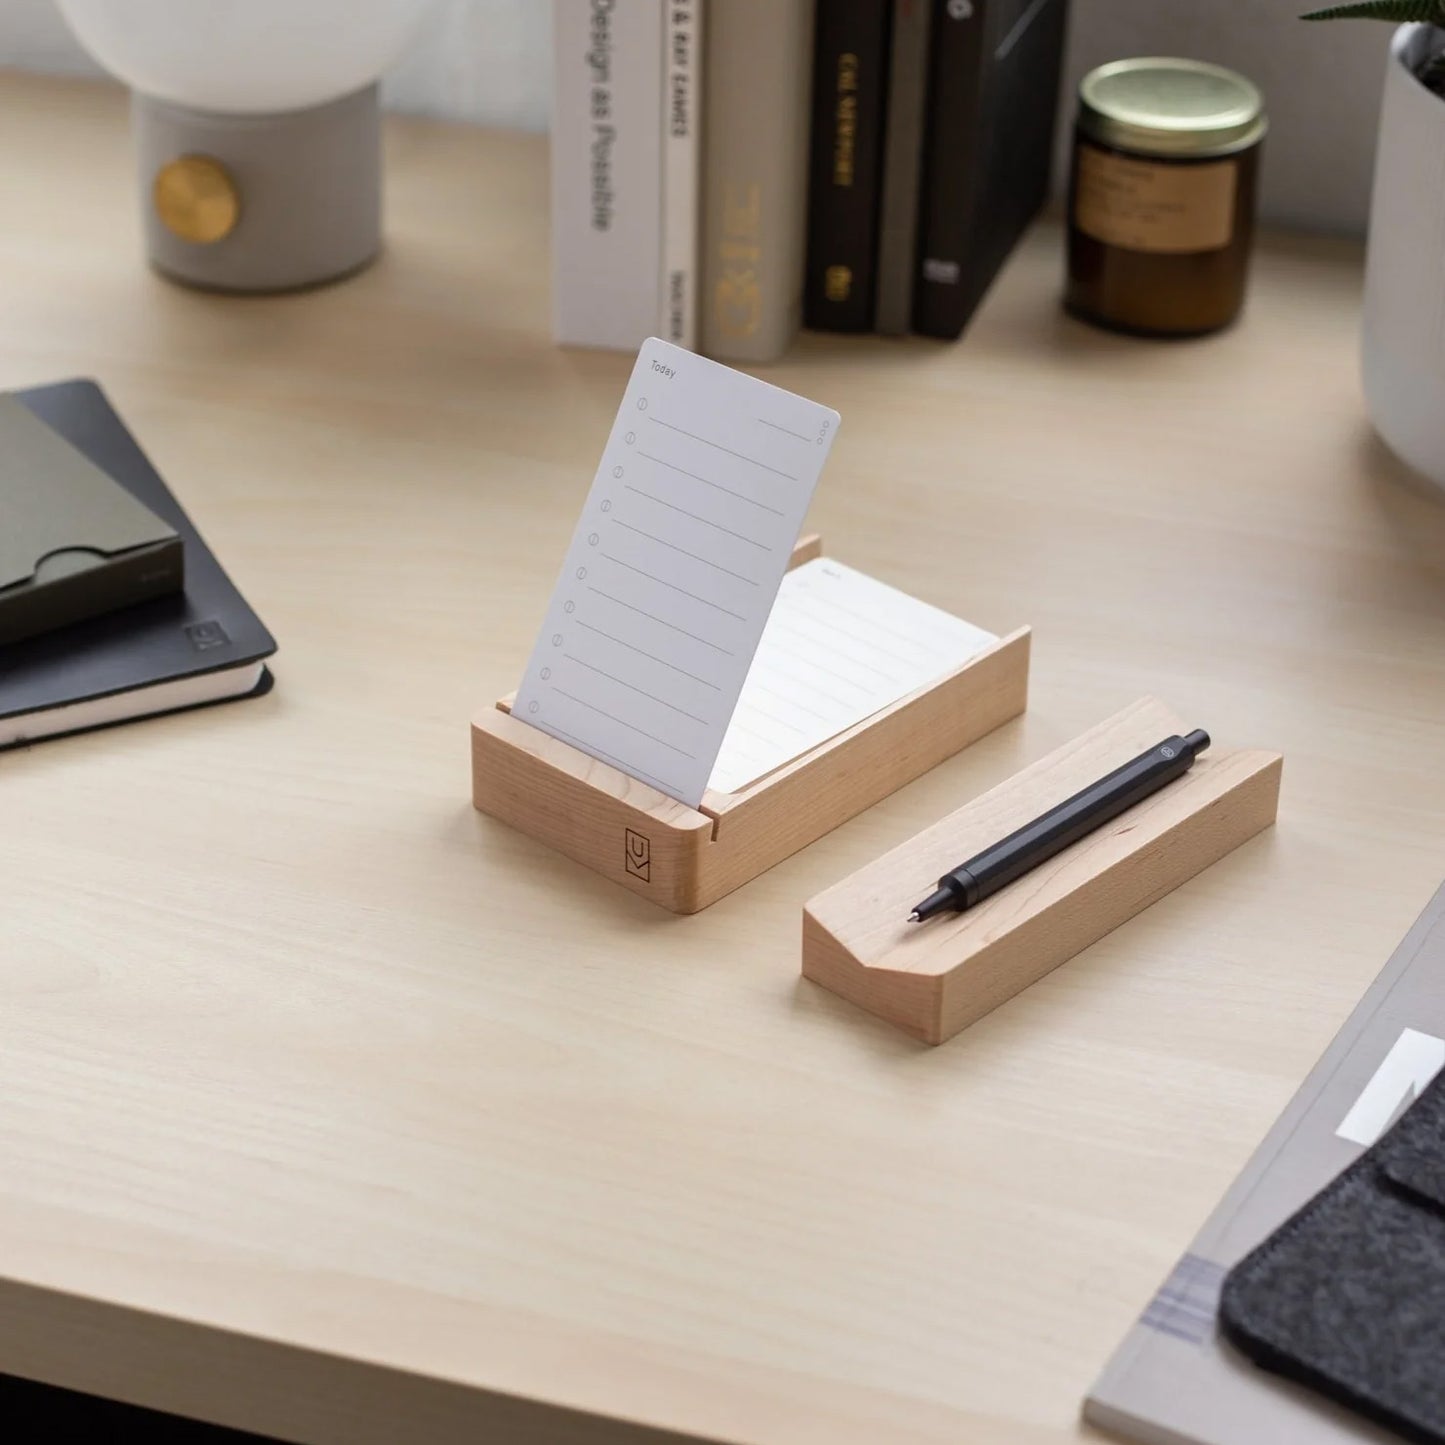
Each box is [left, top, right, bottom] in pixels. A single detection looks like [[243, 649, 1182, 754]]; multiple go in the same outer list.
[[912, 0, 1070, 340], [803, 0, 893, 333], [875, 0, 933, 335], [1, 379, 277, 749]]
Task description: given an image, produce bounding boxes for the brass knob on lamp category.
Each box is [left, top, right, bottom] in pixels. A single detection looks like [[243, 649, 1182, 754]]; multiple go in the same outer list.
[[153, 154, 240, 244]]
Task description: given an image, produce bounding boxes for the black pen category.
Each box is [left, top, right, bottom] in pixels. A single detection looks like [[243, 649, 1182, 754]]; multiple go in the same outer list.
[[909, 729, 1212, 922]]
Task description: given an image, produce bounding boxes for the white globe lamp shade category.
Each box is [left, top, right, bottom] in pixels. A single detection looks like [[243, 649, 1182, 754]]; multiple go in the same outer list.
[[55, 0, 436, 291]]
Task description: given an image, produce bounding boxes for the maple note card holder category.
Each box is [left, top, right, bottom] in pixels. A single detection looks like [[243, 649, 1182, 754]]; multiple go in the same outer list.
[[473, 534, 1030, 912], [471, 338, 1030, 912]]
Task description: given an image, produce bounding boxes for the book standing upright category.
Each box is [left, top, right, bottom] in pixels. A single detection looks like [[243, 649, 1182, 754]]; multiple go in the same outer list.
[[551, 0, 666, 351], [874, 0, 933, 334], [660, 1, 702, 349], [912, 0, 1070, 339], [803, 0, 892, 333], [700, 0, 815, 363]]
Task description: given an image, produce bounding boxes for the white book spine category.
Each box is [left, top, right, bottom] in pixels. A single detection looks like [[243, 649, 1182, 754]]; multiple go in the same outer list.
[[659, 0, 701, 350], [551, 0, 665, 352]]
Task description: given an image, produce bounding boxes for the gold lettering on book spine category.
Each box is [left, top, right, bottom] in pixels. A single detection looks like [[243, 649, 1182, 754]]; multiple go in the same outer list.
[[833, 53, 858, 187], [713, 182, 762, 340]]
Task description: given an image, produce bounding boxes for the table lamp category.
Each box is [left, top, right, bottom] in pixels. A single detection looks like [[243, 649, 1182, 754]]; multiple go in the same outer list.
[[55, 0, 434, 292]]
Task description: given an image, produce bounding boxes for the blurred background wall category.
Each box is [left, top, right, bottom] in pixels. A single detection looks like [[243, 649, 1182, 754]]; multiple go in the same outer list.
[[0, 0, 1388, 232]]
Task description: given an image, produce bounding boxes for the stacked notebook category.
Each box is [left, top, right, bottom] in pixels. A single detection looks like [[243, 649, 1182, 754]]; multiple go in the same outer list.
[[1, 380, 276, 749], [1086, 883, 1445, 1445]]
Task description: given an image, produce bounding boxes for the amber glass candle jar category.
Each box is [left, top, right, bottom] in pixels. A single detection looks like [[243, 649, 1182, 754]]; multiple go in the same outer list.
[[1065, 58, 1266, 337]]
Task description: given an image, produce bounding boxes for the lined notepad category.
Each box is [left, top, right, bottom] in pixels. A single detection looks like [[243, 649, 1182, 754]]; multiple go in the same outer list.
[[708, 559, 998, 795], [514, 338, 839, 807]]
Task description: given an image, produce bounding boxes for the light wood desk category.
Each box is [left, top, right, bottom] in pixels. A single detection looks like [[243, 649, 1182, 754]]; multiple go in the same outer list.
[[3, 71, 1444, 1445]]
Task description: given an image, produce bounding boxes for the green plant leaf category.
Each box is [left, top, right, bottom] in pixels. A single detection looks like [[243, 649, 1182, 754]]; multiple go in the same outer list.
[[1301, 0, 1445, 20]]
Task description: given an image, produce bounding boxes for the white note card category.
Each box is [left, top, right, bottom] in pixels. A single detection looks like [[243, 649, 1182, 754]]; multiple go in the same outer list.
[[514, 338, 840, 807], [708, 559, 999, 795]]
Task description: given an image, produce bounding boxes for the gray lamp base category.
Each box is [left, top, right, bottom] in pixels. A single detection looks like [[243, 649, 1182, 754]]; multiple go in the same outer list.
[[133, 85, 382, 293]]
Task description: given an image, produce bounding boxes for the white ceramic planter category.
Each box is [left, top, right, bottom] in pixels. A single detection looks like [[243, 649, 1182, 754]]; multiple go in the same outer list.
[[1362, 24, 1445, 489]]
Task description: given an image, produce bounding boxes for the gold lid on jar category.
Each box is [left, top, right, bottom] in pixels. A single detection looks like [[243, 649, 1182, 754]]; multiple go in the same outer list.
[[1078, 57, 1267, 159]]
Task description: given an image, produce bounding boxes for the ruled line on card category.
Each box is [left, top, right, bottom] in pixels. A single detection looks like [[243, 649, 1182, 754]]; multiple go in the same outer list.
[[588, 587, 735, 654], [650, 416, 799, 481], [758, 418, 813, 443], [750, 681, 830, 721], [574, 620, 722, 689], [768, 619, 905, 686], [636, 450, 786, 516], [753, 662, 866, 712], [612, 520, 760, 585], [562, 655, 711, 724], [553, 688, 697, 758], [800, 590, 963, 657], [623, 485, 773, 550], [761, 639, 875, 693], [738, 704, 807, 736], [601, 553, 747, 619]]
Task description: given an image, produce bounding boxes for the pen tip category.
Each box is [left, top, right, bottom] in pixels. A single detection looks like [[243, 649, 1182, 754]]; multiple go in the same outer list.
[[908, 910, 922, 923]]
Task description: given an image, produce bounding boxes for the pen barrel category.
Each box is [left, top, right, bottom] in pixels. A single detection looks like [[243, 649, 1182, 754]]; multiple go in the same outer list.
[[943, 735, 1201, 906]]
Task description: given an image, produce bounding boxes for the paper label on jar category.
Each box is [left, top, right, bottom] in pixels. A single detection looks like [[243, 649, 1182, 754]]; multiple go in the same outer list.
[[1075, 143, 1236, 254]]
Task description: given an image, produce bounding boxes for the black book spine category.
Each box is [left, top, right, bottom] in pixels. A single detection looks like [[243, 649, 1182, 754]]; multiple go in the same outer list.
[[912, 0, 990, 340], [803, 0, 893, 332]]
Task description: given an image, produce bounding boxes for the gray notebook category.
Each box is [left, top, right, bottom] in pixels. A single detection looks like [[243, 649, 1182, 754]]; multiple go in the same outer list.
[[0, 392, 182, 644], [1085, 883, 1445, 1445]]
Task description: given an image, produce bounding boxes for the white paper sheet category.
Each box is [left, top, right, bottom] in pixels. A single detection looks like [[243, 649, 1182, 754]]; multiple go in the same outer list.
[[707, 558, 999, 795], [514, 338, 840, 807]]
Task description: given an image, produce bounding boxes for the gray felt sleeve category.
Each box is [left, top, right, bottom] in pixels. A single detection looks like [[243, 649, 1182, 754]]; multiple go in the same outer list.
[[1218, 1073, 1445, 1445]]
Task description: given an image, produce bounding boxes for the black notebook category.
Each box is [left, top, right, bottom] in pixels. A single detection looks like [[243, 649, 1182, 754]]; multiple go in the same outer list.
[[0, 380, 276, 748], [912, 0, 1070, 340], [803, 0, 892, 333]]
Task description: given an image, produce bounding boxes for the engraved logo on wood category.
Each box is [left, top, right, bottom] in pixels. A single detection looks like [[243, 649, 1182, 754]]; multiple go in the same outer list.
[[624, 828, 652, 882]]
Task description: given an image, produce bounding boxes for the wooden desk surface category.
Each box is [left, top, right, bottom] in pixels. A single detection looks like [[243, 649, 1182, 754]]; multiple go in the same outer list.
[[3, 72, 1444, 1445]]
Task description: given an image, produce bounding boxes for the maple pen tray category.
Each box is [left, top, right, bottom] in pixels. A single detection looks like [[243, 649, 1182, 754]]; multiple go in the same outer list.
[[802, 695, 1283, 1043]]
